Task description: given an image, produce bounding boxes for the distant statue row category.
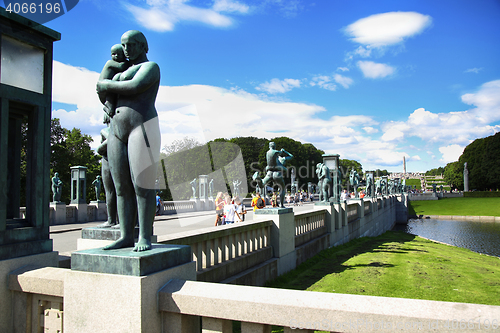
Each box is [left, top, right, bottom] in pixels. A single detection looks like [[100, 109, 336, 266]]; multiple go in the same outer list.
[[190, 177, 241, 199], [51, 172, 103, 203]]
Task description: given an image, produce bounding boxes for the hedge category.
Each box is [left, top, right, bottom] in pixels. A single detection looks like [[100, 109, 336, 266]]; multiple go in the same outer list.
[[464, 191, 500, 198]]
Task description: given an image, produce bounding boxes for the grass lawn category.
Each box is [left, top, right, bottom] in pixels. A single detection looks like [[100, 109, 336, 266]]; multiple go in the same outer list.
[[405, 179, 421, 189], [268, 231, 500, 306], [409, 197, 500, 216]]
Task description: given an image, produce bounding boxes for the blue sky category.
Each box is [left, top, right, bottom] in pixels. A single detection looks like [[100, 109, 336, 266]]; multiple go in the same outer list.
[[4, 0, 499, 173]]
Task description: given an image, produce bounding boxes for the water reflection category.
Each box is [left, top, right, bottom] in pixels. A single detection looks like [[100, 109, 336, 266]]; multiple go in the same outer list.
[[395, 219, 500, 257]]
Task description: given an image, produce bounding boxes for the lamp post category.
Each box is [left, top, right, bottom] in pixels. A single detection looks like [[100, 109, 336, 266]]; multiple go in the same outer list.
[[322, 154, 340, 203]]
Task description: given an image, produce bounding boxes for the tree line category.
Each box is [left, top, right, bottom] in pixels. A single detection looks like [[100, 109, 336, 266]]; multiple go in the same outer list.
[[443, 132, 500, 191], [159, 136, 368, 200]]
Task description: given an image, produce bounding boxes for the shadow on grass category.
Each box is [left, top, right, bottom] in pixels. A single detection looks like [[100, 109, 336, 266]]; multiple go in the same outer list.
[[266, 231, 419, 291]]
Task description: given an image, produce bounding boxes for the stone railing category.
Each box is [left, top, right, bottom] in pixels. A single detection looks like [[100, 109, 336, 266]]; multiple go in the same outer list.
[[160, 220, 273, 282], [6, 195, 408, 332], [162, 200, 196, 214], [364, 200, 371, 215], [158, 278, 500, 333], [347, 202, 359, 222], [9, 267, 65, 333], [294, 210, 327, 248]]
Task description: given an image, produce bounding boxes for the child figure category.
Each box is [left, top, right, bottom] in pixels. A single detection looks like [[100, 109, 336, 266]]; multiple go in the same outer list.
[[97, 44, 129, 117]]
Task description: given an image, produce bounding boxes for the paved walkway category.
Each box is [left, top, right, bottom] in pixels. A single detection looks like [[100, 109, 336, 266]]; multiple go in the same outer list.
[[51, 203, 316, 255]]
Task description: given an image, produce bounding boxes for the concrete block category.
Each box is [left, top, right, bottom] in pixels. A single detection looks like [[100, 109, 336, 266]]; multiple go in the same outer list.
[[49, 202, 66, 225], [89, 201, 107, 221], [0, 251, 58, 333], [64, 261, 196, 333]]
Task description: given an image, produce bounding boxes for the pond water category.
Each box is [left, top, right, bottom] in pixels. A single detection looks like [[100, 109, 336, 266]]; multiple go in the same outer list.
[[394, 219, 500, 257]]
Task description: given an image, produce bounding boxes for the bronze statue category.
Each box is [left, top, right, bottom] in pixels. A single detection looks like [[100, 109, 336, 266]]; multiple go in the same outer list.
[[51, 172, 63, 202], [253, 142, 293, 208], [316, 163, 331, 202], [96, 30, 160, 252]]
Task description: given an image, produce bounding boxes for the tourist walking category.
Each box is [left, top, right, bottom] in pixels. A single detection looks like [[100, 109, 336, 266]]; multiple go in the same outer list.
[[214, 192, 224, 226]]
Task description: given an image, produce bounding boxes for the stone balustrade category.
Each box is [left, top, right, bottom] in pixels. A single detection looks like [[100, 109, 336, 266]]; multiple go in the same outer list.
[[160, 220, 273, 283], [162, 200, 197, 214], [347, 202, 359, 223], [8, 195, 408, 332], [158, 278, 500, 333], [294, 210, 327, 248]]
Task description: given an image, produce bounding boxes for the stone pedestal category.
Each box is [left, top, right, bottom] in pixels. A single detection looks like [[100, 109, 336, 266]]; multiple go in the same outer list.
[[50, 202, 66, 225], [190, 197, 200, 211], [89, 201, 107, 221], [69, 203, 88, 223], [255, 207, 295, 275], [65, 245, 196, 332], [0, 251, 59, 333], [77, 227, 158, 251]]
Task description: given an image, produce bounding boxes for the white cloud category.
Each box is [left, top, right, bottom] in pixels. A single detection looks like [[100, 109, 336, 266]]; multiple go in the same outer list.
[[124, 0, 238, 32], [345, 11, 432, 48], [213, 0, 249, 13], [354, 46, 371, 57], [337, 67, 349, 72], [310, 75, 336, 91], [256, 78, 301, 94], [464, 67, 483, 74], [439, 144, 465, 164], [310, 74, 353, 90], [357, 61, 395, 79], [410, 155, 421, 161], [363, 126, 378, 134], [333, 74, 354, 89], [377, 80, 500, 151]]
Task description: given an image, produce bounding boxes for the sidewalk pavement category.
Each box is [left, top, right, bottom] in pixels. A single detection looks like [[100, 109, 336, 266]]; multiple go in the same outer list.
[[50, 202, 317, 234], [49, 210, 217, 234]]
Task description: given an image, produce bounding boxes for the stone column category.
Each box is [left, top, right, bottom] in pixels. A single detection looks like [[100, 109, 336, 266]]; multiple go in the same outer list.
[[65, 244, 196, 332], [255, 207, 295, 275], [50, 201, 67, 225]]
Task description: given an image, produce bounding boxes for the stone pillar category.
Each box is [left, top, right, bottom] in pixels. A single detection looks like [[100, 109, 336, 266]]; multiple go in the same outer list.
[[49, 202, 67, 225], [0, 12, 60, 333], [464, 163, 469, 192], [65, 244, 196, 332], [322, 154, 340, 203], [199, 175, 208, 200], [89, 201, 107, 221], [70, 166, 88, 222], [255, 207, 295, 275]]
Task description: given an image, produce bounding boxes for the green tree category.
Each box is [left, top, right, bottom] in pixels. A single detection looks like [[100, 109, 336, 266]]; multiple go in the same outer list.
[[425, 167, 444, 176], [49, 119, 101, 204], [443, 161, 463, 190], [339, 159, 363, 188]]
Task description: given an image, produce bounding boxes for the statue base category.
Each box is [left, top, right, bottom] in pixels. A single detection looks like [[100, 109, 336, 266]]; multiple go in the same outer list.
[[49, 201, 67, 225], [77, 227, 157, 251], [65, 246, 196, 332], [71, 243, 191, 276], [88, 201, 107, 221]]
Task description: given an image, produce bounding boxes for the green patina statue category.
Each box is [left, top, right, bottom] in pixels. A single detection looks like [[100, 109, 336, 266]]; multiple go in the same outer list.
[[92, 175, 102, 201], [349, 168, 360, 198], [51, 172, 63, 202], [96, 30, 160, 252], [316, 163, 331, 202], [253, 142, 293, 208], [96, 118, 118, 228]]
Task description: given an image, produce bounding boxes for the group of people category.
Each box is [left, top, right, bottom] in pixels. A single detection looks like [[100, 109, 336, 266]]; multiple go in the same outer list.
[[286, 191, 313, 206], [214, 192, 247, 226]]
